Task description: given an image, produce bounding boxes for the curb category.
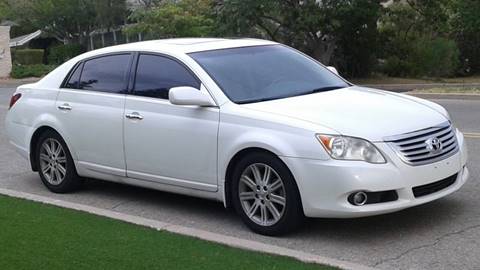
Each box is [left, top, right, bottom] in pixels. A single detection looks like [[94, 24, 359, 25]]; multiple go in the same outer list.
[[406, 92, 480, 100], [0, 188, 376, 270]]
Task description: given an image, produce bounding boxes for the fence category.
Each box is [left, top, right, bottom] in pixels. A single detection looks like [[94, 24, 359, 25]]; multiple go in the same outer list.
[[88, 26, 144, 51]]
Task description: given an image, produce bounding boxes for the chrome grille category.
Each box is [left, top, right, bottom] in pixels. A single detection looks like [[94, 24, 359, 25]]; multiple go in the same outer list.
[[384, 122, 458, 166]]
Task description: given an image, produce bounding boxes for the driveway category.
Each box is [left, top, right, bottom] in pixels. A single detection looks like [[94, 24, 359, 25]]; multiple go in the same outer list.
[[1, 84, 479, 270]]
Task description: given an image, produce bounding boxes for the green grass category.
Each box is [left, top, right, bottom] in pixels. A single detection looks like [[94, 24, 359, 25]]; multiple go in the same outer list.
[[351, 75, 480, 85], [0, 195, 336, 270], [410, 87, 480, 94]]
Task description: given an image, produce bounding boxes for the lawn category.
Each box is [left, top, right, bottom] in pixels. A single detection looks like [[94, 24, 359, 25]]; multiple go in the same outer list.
[[351, 75, 480, 85], [0, 195, 336, 270], [410, 87, 480, 94]]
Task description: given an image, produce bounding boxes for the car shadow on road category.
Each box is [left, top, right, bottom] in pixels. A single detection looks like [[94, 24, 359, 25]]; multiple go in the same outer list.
[[78, 177, 465, 241], [296, 198, 465, 241]]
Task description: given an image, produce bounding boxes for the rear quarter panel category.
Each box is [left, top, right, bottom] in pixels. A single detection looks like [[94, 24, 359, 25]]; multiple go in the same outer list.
[[6, 85, 78, 160]]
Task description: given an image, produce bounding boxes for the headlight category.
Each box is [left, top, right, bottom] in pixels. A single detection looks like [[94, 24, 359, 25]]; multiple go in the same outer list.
[[316, 134, 386, 164]]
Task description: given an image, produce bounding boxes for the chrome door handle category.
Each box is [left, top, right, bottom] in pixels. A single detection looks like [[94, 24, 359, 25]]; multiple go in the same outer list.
[[58, 104, 72, 111], [125, 112, 144, 120]]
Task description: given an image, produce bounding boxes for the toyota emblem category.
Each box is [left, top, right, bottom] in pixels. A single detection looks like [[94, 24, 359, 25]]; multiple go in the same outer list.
[[425, 137, 443, 154]]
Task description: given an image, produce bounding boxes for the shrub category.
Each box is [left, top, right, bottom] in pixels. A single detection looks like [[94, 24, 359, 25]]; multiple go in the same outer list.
[[11, 64, 57, 79], [382, 37, 460, 78], [414, 38, 460, 78], [382, 56, 413, 77], [48, 44, 85, 65], [12, 49, 44, 65]]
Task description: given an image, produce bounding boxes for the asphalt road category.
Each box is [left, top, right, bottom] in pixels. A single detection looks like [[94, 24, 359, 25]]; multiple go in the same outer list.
[[1, 85, 479, 270]]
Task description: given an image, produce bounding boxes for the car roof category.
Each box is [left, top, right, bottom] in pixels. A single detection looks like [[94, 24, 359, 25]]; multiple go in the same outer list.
[[32, 38, 279, 91], [88, 38, 278, 55]]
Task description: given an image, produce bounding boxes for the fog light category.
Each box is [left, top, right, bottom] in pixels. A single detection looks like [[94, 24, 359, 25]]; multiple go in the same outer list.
[[349, 191, 368, 206]]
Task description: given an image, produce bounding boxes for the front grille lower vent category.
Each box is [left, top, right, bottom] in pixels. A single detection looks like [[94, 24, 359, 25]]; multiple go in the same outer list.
[[385, 122, 459, 166], [412, 173, 457, 198]]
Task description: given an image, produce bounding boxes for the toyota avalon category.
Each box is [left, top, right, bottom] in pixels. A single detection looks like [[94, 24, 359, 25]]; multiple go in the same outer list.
[[5, 38, 469, 235]]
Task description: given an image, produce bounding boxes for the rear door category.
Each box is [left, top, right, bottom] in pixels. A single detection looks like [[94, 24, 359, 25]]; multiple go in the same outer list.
[[56, 53, 133, 178], [123, 53, 219, 191]]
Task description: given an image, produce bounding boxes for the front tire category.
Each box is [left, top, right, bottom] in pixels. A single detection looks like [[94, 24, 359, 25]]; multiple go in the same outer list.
[[231, 152, 304, 236], [35, 130, 81, 193]]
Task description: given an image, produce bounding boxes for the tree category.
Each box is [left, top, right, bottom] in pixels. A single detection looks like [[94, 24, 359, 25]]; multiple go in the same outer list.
[[378, 0, 460, 77], [216, 0, 383, 77], [449, 0, 480, 74], [94, 0, 128, 29], [126, 0, 215, 38], [0, 0, 127, 45], [134, 0, 163, 9]]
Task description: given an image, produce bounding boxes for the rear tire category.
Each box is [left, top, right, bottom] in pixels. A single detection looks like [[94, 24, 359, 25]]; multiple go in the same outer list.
[[231, 152, 305, 236], [35, 130, 82, 193]]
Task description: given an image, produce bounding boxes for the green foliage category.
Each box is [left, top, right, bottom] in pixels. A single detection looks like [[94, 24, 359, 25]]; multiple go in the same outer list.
[[12, 49, 44, 65], [1, 0, 127, 46], [382, 38, 459, 78], [48, 44, 85, 64], [10, 64, 56, 78], [126, 0, 215, 39], [216, 0, 383, 77], [379, 1, 461, 78], [415, 38, 460, 77], [2, 0, 480, 78], [450, 0, 480, 75]]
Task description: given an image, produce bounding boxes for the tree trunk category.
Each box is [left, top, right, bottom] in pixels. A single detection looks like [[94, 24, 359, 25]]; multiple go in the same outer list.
[[311, 39, 336, 65]]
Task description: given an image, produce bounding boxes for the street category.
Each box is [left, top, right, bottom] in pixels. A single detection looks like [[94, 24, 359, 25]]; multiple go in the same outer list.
[[1, 85, 479, 270]]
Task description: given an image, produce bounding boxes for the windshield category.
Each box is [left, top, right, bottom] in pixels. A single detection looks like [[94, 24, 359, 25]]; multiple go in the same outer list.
[[189, 45, 349, 104]]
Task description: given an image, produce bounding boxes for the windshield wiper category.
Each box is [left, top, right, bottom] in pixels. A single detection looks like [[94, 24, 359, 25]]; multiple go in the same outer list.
[[236, 85, 347, 104], [308, 85, 346, 94]]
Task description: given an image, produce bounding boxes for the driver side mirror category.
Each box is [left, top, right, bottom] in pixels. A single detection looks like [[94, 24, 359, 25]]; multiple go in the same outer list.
[[327, 66, 339, 75], [169, 86, 216, 107]]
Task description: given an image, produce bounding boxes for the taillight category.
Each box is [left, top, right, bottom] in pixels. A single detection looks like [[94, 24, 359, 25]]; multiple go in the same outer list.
[[8, 93, 22, 110]]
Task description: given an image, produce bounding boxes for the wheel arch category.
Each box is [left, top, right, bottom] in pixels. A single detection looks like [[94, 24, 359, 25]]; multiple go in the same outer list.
[[223, 147, 301, 210], [29, 126, 71, 172]]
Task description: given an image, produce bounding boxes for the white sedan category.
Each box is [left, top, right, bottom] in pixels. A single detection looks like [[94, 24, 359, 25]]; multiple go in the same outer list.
[[5, 38, 469, 235]]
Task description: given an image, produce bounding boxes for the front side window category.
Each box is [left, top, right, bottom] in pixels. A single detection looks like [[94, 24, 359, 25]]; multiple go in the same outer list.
[[79, 54, 131, 93], [189, 45, 350, 104], [133, 54, 200, 99]]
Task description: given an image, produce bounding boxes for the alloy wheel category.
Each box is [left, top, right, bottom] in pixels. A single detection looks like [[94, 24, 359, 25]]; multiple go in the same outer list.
[[238, 163, 286, 226], [39, 138, 67, 185]]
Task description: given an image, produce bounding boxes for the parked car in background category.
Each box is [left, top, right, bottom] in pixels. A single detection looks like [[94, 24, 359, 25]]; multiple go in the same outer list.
[[5, 38, 469, 235]]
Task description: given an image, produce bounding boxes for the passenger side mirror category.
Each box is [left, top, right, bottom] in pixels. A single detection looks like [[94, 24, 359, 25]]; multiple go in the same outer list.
[[169, 86, 216, 107], [327, 66, 339, 75]]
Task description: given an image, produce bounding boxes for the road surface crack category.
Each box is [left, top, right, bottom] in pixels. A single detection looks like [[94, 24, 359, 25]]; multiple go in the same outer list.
[[373, 223, 480, 268]]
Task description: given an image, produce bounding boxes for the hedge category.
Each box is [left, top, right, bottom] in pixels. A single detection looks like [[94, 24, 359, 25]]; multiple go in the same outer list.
[[12, 49, 44, 65], [11, 64, 57, 79], [48, 44, 85, 64]]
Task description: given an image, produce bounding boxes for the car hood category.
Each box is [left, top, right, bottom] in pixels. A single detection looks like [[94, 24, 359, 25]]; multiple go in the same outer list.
[[241, 86, 448, 142]]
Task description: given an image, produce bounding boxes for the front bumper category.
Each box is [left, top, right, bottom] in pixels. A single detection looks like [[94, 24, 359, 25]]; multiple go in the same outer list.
[[282, 129, 469, 218]]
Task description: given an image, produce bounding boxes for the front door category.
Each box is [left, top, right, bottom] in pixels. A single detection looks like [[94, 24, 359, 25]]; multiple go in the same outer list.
[[124, 53, 219, 191]]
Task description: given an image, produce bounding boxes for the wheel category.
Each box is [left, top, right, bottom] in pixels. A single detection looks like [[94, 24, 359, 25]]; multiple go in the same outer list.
[[231, 152, 304, 236], [35, 130, 82, 193]]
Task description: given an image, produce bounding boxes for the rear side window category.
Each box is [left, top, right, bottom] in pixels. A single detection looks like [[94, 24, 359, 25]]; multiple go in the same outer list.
[[64, 63, 82, 89], [79, 54, 131, 93], [133, 54, 200, 99]]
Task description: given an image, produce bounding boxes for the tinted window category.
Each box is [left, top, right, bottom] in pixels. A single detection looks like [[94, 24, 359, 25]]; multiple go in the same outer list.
[[79, 54, 131, 93], [189, 45, 349, 104], [133, 54, 200, 99], [64, 63, 82, 89]]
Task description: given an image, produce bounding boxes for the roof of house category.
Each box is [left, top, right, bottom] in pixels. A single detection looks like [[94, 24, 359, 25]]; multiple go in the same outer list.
[[9, 30, 42, 47]]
